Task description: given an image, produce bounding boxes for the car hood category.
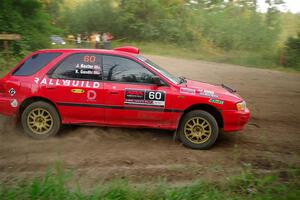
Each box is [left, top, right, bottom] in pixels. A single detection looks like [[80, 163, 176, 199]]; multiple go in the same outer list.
[[181, 79, 243, 102]]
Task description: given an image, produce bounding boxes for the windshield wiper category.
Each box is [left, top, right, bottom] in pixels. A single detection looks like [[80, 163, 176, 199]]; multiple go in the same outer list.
[[221, 84, 236, 93], [178, 76, 187, 84]]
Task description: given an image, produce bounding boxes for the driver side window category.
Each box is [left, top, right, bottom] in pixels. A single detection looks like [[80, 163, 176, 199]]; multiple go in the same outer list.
[[103, 55, 155, 84]]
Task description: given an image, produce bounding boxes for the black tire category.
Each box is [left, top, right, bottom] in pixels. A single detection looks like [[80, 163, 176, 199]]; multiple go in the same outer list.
[[178, 110, 219, 150], [21, 101, 61, 139]]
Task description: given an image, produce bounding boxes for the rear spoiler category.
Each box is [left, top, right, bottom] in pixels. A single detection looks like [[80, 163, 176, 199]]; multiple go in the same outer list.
[[113, 46, 140, 54]]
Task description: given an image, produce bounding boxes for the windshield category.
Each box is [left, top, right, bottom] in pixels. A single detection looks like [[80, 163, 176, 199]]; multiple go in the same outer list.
[[136, 55, 181, 84]]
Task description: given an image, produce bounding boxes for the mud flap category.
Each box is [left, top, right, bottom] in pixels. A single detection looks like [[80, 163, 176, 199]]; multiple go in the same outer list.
[[172, 130, 178, 141], [173, 112, 184, 141]]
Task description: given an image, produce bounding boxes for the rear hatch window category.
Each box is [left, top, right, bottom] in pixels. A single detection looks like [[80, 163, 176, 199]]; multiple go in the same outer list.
[[12, 53, 61, 76]]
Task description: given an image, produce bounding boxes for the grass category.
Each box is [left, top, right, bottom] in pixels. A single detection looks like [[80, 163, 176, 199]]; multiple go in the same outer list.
[[112, 41, 300, 72], [0, 40, 299, 79], [0, 165, 299, 200]]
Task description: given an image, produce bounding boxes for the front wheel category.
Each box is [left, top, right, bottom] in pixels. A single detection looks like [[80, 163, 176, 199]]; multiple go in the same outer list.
[[178, 110, 219, 149], [21, 101, 61, 139]]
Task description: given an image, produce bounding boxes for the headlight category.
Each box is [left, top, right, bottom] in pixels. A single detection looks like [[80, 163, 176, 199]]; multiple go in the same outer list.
[[236, 101, 246, 111]]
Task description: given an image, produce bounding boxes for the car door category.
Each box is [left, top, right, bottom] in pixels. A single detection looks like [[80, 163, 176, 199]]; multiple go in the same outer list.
[[102, 55, 176, 128], [43, 53, 105, 124]]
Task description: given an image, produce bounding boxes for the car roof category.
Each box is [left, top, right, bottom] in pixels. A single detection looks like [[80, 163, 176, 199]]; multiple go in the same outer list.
[[34, 48, 138, 58]]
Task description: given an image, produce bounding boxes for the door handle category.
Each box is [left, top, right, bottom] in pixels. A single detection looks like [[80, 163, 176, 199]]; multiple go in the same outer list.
[[110, 91, 119, 94]]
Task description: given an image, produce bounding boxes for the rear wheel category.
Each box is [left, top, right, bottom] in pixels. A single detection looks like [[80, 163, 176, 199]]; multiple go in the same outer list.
[[21, 101, 61, 139], [178, 110, 219, 149]]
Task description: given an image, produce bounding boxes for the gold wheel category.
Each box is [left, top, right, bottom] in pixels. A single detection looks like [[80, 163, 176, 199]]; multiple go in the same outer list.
[[184, 117, 212, 144], [27, 108, 53, 135]]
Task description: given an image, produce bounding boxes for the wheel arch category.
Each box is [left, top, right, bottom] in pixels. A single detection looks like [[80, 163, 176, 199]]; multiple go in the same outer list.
[[179, 104, 224, 129], [18, 96, 60, 119]]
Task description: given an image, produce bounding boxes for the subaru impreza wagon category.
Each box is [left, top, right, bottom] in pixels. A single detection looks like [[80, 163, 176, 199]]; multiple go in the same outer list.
[[0, 46, 250, 149]]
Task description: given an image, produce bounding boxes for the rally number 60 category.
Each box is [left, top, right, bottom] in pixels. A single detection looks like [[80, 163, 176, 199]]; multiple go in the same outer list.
[[148, 91, 162, 100]]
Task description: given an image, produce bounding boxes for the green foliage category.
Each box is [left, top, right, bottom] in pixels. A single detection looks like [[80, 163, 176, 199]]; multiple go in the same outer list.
[[284, 32, 300, 69], [190, 6, 279, 51], [0, 0, 297, 72], [61, 0, 117, 35], [0, 166, 300, 200], [279, 13, 300, 52], [117, 0, 190, 43], [42, 0, 64, 25], [112, 41, 294, 72], [61, 0, 282, 52], [0, 58, 18, 76], [0, 0, 60, 56]]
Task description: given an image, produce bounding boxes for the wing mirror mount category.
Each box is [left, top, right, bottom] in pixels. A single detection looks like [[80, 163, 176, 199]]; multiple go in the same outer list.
[[152, 76, 163, 86]]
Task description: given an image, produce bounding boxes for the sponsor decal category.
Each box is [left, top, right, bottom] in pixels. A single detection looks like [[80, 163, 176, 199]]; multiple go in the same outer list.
[[189, 86, 203, 93], [180, 87, 196, 95], [71, 89, 85, 94], [209, 99, 224, 105], [34, 78, 101, 89], [87, 90, 97, 100], [199, 90, 218, 98], [8, 88, 16, 96], [125, 89, 166, 107], [10, 99, 18, 108]]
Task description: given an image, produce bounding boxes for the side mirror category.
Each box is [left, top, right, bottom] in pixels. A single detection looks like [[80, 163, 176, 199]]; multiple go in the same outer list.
[[152, 76, 162, 85]]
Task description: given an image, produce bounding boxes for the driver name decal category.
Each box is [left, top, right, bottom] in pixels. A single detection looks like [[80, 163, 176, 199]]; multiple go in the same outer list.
[[125, 89, 165, 107]]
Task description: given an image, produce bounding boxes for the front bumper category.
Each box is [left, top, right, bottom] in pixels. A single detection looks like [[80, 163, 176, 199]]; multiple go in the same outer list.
[[222, 108, 250, 132], [0, 95, 18, 116]]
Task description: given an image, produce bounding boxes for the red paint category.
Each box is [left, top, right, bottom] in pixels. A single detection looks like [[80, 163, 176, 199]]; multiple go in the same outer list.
[[126, 91, 144, 96], [113, 46, 140, 54], [0, 83, 5, 94], [0, 47, 250, 133]]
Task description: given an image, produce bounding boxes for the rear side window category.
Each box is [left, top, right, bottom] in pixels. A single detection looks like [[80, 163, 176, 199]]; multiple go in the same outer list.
[[51, 54, 102, 80], [13, 53, 61, 76]]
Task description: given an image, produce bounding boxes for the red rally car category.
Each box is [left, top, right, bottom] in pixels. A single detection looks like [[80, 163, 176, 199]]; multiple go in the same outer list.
[[0, 47, 250, 149]]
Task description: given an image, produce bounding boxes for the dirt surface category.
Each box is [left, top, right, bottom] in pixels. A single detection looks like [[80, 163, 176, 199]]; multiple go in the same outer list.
[[1, 55, 300, 186]]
